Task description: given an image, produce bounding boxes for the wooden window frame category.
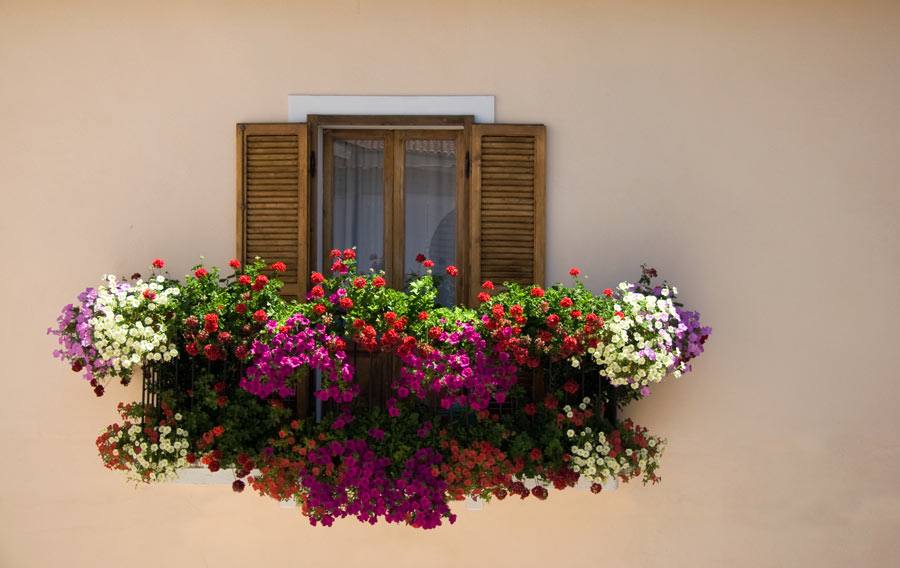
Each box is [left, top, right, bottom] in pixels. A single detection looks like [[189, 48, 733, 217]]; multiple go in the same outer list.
[[309, 115, 474, 302]]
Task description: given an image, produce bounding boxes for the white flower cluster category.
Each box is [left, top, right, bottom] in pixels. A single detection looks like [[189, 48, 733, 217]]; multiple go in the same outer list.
[[105, 417, 190, 484], [564, 402, 665, 484], [589, 282, 686, 392], [90, 275, 180, 375]]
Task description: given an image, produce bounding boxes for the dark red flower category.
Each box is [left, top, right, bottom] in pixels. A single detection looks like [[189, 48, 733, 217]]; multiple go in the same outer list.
[[142, 289, 156, 300], [232, 479, 245, 493], [415, 253, 426, 263], [194, 268, 208, 278], [546, 314, 560, 328], [234, 345, 249, 360], [213, 381, 227, 393], [216, 396, 227, 407], [530, 448, 543, 461], [563, 380, 579, 394], [524, 403, 537, 416], [152, 259, 164, 268], [93, 384, 104, 397], [71, 360, 84, 372], [208, 460, 220, 472], [185, 342, 199, 356], [235, 303, 247, 314], [590, 483, 603, 494]]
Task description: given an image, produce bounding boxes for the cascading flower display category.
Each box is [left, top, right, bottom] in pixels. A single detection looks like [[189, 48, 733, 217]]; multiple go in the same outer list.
[[51, 252, 711, 530]]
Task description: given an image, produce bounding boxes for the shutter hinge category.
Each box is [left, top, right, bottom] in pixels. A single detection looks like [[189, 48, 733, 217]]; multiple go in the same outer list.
[[309, 150, 317, 178], [465, 151, 470, 179]]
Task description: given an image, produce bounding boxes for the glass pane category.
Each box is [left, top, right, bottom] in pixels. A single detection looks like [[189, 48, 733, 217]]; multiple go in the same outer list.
[[332, 138, 385, 274], [404, 138, 456, 305]]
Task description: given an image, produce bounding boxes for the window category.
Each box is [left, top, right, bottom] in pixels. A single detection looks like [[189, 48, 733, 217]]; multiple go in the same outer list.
[[236, 116, 545, 307]]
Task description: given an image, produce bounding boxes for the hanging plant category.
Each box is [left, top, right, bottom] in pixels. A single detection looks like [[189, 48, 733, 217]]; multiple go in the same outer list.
[[49, 250, 710, 530]]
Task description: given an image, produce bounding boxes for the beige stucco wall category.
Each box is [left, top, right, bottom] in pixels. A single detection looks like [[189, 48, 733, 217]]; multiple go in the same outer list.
[[2, 0, 898, 566]]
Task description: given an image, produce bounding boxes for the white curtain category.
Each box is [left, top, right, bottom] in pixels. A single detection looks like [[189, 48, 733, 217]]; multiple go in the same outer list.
[[332, 139, 385, 274]]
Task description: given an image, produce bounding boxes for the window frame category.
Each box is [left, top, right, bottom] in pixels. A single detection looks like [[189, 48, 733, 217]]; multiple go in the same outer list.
[[309, 114, 474, 301]]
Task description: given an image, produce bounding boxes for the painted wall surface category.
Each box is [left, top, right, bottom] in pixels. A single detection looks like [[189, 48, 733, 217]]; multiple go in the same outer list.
[[2, 1, 898, 566]]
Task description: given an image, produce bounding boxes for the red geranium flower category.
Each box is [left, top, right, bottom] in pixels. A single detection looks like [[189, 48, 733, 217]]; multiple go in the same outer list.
[[524, 403, 537, 416], [604, 288, 613, 297], [339, 297, 353, 309], [310, 272, 325, 284], [482, 281, 494, 290], [415, 253, 426, 263], [142, 289, 156, 300], [310, 285, 324, 298], [384, 312, 397, 323], [560, 297, 573, 308], [563, 380, 579, 394], [343, 249, 355, 260], [194, 267, 208, 278], [353, 318, 365, 329], [234, 345, 249, 359], [253, 309, 267, 322], [331, 260, 345, 272], [270, 261, 286, 272], [423, 260, 434, 268], [353, 277, 366, 289], [418, 311, 428, 321], [229, 259, 241, 269], [569, 268, 580, 277], [477, 292, 490, 303], [530, 448, 542, 461], [152, 259, 164, 268], [372, 276, 385, 288], [615, 311, 624, 319], [446, 265, 458, 277], [546, 314, 560, 327], [313, 304, 326, 315], [238, 275, 251, 286], [330, 249, 342, 259], [531, 287, 544, 297], [428, 326, 442, 339], [235, 303, 247, 314], [186, 342, 199, 356]]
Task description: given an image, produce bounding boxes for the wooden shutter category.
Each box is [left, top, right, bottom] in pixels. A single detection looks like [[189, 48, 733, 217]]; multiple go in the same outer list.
[[468, 124, 546, 304], [237, 123, 309, 300]]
